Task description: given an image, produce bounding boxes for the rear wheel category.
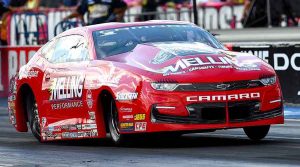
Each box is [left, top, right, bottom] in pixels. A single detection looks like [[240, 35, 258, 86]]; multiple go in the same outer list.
[[26, 94, 41, 142], [243, 125, 270, 141]]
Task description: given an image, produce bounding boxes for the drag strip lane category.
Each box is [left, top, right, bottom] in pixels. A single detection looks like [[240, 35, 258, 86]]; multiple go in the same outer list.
[[0, 103, 300, 167]]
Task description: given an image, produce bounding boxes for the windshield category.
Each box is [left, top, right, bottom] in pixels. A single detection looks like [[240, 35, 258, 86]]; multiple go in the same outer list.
[[93, 24, 225, 59]]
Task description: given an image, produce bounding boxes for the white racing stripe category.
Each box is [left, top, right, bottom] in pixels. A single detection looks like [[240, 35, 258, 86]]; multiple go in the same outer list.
[[0, 164, 14, 167]]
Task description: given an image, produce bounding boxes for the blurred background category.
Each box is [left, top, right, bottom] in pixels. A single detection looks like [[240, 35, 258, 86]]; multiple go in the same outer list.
[[1, 0, 300, 46], [0, 0, 299, 113]]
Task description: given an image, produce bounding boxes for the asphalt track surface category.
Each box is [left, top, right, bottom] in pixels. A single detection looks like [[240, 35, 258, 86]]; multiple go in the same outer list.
[[0, 98, 300, 167]]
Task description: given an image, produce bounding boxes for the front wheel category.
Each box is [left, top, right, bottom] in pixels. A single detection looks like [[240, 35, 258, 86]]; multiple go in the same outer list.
[[243, 125, 270, 141], [108, 99, 130, 144], [26, 94, 41, 142]]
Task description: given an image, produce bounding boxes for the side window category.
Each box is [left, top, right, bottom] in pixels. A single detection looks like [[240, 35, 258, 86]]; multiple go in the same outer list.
[[49, 35, 89, 64], [42, 40, 56, 61], [68, 36, 89, 62]]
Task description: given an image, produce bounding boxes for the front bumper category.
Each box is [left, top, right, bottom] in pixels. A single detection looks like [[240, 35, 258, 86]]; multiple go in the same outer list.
[[152, 101, 283, 124], [118, 81, 284, 133]]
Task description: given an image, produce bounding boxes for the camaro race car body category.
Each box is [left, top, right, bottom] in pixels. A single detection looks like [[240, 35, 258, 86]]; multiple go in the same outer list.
[[8, 21, 284, 143]]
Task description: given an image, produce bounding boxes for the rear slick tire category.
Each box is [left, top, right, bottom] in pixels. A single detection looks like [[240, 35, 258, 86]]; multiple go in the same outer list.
[[243, 125, 270, 141]]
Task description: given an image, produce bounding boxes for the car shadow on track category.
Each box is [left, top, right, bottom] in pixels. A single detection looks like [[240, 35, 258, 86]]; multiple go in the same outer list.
[[45, 133, 280, 149]]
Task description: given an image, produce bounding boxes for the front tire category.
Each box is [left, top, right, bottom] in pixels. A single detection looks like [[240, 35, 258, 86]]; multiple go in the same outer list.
[[108, 99, 130, 144], [26, 94, 41, 142], [243, 125, 270, 141]]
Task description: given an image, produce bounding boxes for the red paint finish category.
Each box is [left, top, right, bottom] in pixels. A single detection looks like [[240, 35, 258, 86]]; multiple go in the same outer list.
[[7, 21, 284, 142]]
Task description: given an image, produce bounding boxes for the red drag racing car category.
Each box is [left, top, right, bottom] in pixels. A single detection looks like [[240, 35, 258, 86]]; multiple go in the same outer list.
[[8, 21, 284, 143]]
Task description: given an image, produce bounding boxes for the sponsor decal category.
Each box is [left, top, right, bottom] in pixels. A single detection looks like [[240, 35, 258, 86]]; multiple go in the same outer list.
[[135, 122, 147, 132], [82, 124, 97, 130], [90, 129, 98, 137], [120, 122, 134, 131], [61, 125, 69, 130], [19, 68, 39, 79], [43, 131, 61, 140], [61, 124, 91, 131], [76, 124, 82, 130], [26, 71, 39, 78], [187, 93, 260, 102], [69, 132, 78, 138], [62, 132, 70, 138], [134, 114, 146, 121], [42, 127, 49, 132], [68, 125, 78, 131], [77, 130, 98, 138], [48, 126, 61, 132], [41, 117, 47, 128], [62, 132, 78, 139], [161, 56, 260, 76], [83, 131, 92, 137], [49, 75, 84, 100], [116, 93, 138, 101], [122, 115, 133, 120], [78, 131, 85, 138], [87, 119, 96, 124], [120, 107, 133, 112], [162, 56, 232, 74], [86, 89, 93, 109], [51, 101, 83, 110], [89, 111, 96, 120]]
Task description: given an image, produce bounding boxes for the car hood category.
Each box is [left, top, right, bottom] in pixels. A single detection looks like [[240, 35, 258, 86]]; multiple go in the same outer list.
[[104, 42, 275, 82]]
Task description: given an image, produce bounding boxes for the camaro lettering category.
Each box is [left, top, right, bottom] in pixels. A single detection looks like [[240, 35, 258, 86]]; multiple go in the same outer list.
[[187, 93, 260, 102], [50, 76, 84, 100], [162, 56, 232, 73]]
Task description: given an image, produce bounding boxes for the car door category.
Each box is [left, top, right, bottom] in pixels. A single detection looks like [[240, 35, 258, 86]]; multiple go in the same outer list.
[[40, 35, 90, 140]]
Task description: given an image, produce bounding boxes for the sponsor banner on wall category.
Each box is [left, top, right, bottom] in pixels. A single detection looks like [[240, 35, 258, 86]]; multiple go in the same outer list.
[[0, 46, 39, 97], [8, 5, 244, 46], [232, 45, 300, 103]]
